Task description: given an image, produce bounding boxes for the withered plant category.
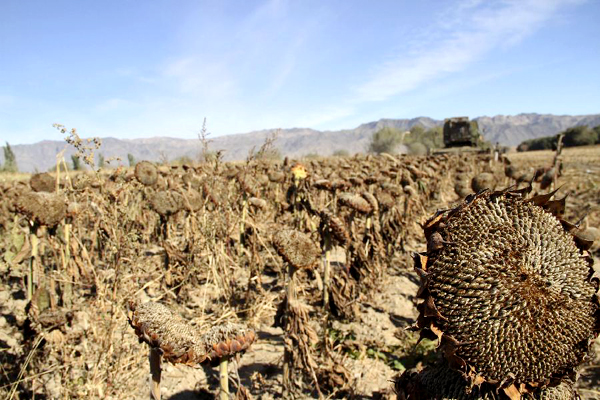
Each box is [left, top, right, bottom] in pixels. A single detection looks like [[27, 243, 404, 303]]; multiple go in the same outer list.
[[128, 301, 256, 400], [273, 229, 322, 398]]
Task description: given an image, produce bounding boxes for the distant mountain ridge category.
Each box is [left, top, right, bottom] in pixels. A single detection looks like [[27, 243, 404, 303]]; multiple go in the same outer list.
[[3, 113, 599, 172]]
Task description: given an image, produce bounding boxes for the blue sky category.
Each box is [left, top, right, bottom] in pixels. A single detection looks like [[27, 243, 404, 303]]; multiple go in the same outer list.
[[1, 0, 599, 144]]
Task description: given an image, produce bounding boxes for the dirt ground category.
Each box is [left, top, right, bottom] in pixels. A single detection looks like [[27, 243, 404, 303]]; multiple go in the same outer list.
[[1, 145, 599, 399]]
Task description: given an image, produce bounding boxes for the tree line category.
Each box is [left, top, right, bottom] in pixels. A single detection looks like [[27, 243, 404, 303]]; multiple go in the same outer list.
[[517, 125, 600, 152], [368, 125, 445, 155]]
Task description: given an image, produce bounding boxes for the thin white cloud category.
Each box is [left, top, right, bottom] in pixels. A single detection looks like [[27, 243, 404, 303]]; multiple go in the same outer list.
[[355, 0, 582, 103], [297, 106, 355, 128], [163, 57, 238, 99]]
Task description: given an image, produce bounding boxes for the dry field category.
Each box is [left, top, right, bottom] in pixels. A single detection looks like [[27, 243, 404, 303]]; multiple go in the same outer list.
[[0, 145, 599, 399]]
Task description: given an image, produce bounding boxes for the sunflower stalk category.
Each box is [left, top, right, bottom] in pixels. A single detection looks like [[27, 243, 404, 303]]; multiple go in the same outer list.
[[149, 347, 161, 400], [219, 356, 230, 400], [239, 196, 248, 255], [28, 224, 39, 301]]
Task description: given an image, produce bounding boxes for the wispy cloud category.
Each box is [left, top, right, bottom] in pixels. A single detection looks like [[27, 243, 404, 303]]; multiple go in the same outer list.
[[354, 0, 581, 103], [297, 106, 355, 128], [163, 57, 239, 99]]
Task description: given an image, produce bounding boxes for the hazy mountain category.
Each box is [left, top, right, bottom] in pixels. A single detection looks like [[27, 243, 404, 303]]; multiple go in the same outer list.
[[2, 113, 598, 172]]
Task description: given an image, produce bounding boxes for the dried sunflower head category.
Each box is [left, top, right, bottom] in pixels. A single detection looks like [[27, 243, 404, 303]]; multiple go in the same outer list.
[[149, 190, 183, 216], [313, 179, 332, 191], [128, 301, 205, 365], [361, 191, 379, 214], [181, 189, 203, 212], [338, 192, 373, 214], [416, 188, 599, 395], [455, 180, 471, 198], [471, 172, 496, 193], [128, 302, 256, 365], [237, 174, 260, 197], [30, 173, 55, 192], [375, 190, 396, 211], [135, 161, 158, 186], [320, 210, 350, 245], [273, 229, 320, 270], [268, 171, 285, 183], [248, 197, 267, 211], [200, 322, 256, 363], [15, 192, 67, 227]]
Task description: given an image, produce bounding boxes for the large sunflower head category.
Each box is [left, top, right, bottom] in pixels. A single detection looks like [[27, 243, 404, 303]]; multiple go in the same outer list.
[[415, 187, 599, 396]]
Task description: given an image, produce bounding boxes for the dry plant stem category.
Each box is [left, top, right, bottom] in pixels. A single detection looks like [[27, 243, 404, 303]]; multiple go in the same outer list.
[[61, 157, 73, 189], [219, 357, 230, 400], [28, 225, 40, 301], [552, 132, 564, 190], [62, 223, 73, 307], [283, 264, 297, 398], [323, 235, 331, 310], [322, 243, 331, 349], [364, 215, 372, 254], [149, 348, 161, 400], [292, 177, 301, 229], [239, 196, 248, 255]]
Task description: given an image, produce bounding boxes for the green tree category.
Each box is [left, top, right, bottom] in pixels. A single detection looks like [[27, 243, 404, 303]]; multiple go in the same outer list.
[[403, 125, 443, 152], [332, 149, 349, 157], [71, 155, 82, 171], [409, 125, 425, 138], [518, 136, 556, 152], [127, 153, 136, 167], [562, 126, 596, 147], [303, 152, 320, 160], [1, 142, 18, 172], [408, 142, 428, 155], [97, 153, 105, 169], [172, 155, 194, 166], [368, 127, 403, 154]]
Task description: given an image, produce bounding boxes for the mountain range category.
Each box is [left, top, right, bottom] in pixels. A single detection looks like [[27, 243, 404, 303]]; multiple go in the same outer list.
[[3, 113, 599, 173]]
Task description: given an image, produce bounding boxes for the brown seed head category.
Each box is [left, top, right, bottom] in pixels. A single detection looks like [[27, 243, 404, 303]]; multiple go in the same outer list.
[[248, 197, 267, 211], [375, 190, 395, 211], [16, 192, 67, 227], [417, 190, 599, 389], [128, 302, 256, 365], [201, 322, 256, 362], [361, 191, 379, 213], [471, 172, 496, 193], [135, 161, 158, 186], [129, 301, 205, 365], [313, 179, 332, 191], [30, 173, 55, 192], [181, 189, 203, 212], [149, 190, 183, 216], [268, 171, 285, 183], [273, 229, 320, 270], [320, 210, 350, 245], [338, 192, 373, 214]]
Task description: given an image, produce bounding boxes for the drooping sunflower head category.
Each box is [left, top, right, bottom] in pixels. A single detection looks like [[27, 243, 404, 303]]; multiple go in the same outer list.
[[273, 229, 320, 270], [135, 161, 158, 186], [415, 188, 599, 395]]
